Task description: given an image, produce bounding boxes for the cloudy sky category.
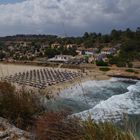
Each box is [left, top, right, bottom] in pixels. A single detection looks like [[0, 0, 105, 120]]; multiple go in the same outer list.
[[0, 0, 140, 36]]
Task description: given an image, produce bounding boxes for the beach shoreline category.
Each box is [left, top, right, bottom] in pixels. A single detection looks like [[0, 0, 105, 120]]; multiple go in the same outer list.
[[44, 70, 110, 98], [45, 68, 140, 98], [0, 63, 140, 98]]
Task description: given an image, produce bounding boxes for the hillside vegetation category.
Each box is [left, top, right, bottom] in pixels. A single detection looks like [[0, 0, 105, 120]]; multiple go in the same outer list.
[[0, 27, 140, 65]]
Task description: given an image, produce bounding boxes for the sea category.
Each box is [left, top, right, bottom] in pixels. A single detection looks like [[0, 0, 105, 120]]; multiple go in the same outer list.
[[44, 78, 140, 138]]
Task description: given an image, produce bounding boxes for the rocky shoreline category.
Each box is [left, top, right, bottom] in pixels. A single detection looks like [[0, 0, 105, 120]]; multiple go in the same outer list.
[[108, 74, 140, 80]]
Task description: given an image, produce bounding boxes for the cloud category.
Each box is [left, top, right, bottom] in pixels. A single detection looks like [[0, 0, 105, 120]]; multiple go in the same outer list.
[[0, 0, 140, 36]]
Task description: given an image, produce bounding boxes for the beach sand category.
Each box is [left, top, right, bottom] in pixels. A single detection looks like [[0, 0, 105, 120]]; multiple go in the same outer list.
[[0, 63, 45, 78], [0, 63, 139, 98], [0, 63, 78, 77], [0, 63, 83, 95]]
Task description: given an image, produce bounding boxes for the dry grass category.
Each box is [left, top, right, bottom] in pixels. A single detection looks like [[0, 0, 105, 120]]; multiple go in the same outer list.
[[34, 112, 137, 140], [35, 111, 84, 140], [0, 81, 43, 130], [83, 117, 136, 140]]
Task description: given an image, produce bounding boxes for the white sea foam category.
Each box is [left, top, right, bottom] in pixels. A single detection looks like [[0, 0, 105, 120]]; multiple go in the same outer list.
[[74, 81, 140, 122], [60, 78, 131, 106], [127, 81, 140, 92], [60, 79, 114, 98], [59, 79, 115, 106]]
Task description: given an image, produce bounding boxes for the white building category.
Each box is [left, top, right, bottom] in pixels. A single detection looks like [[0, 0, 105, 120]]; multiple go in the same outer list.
[[101, 47, 117, 55], [76, 47, 98, 55], [48, 55, 74, 63]]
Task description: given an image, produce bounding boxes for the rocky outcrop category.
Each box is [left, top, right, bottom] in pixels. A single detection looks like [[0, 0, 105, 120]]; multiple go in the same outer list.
[[108, 74, 140, 80], [0, 117, 32, 140]]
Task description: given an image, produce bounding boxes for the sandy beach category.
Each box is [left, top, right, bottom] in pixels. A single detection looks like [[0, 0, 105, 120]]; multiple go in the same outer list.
[[0, 63, 79, 77], [0, 63, 139, 98], [0, 63, 45, 78], [0, 63, 83, 94]]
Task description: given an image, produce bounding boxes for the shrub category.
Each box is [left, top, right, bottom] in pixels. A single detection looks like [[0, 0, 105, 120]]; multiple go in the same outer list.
[[99, 67, 110, 71], [126, 69, 135, 73], [0, 81, 43, 129], [128, 63, 133, 68], [96, 61, 108, 66], [126, 69, 139, 74], [134, 71, 139, 74], [116, 61, 126, 67], [35, 111, 84, 140]]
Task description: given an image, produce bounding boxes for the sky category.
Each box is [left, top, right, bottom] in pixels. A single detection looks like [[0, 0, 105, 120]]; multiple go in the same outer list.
[[0, 0, 24, 4], [0, 0, 140, 36]]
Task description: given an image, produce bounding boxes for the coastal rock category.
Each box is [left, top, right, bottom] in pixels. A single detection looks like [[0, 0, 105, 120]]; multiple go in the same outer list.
[[0, 117, 31, 140]]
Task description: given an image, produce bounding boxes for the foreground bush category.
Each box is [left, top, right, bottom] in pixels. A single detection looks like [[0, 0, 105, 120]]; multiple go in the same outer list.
[[0, 81, 43, 129], [35, 111, 84, 140], [35, 112, 136, 140]]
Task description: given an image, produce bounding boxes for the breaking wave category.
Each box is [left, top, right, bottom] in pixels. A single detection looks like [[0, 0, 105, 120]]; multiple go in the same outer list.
[[43, 77, 140, 122], [74, 80, 140, 122]]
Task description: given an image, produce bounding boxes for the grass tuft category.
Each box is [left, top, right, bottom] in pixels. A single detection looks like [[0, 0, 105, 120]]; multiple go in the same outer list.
[[0, 81, 43, 130]]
